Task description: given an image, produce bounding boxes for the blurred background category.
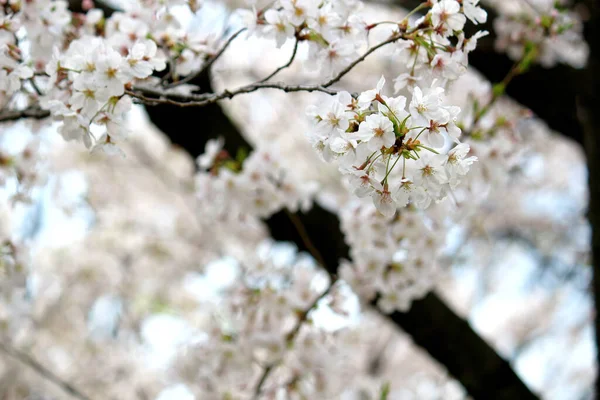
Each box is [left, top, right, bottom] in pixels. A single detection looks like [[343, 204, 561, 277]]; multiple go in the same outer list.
[[0, 0, 597, 399]]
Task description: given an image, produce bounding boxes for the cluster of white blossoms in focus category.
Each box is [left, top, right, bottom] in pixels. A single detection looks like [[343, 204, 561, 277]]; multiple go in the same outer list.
[[42, 37, 165, 153], [307, 78, 477, 217], [304, 0, 485, 217]]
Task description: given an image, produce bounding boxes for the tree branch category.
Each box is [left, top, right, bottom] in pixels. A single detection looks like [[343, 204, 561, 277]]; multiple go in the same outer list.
[[165, 27, 248, 90], [128, 28, 414, 107], [0, 107, 50, 123], [252, 278, 338, 398], [0, 341, 93, 400], [258, 38, 300, 83]]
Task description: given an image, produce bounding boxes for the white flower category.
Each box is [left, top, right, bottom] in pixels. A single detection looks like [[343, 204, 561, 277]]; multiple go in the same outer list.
[[70, 79, 110, 117], [409, 86, 449, 127], [316, 98, 351, 134], [330, 131, 358, 166], [463, 0, 487, 25], [443, 105, 462, 141], [347, 169, 380, 197], [356, 114, 395, 151], [264, 10, 295, 48], [371, 186, 396, 218], [197, 137, 224, 170], [95, 48, 128, 96], [377, 290, 411, 313], [430, 0, 466, 35], [59, 114, 93, 148], [430, 51, 467, 80], [316, 39, 357, 77], [357, 75, 385, 110], [446, 143, 477, 188], [281, 0, 318, 26], [91, 134, 126, 157], [308, 3, 342, 39], [378, 95, 409, 124], [127, 40, 166, 79], [393, 178, 428, 208], [414, 155, 449, 198], [394, 72, 421, 93]]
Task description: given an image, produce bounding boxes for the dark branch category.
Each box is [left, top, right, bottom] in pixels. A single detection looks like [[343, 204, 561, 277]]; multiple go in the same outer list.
[[0, 107, 50, 123], [129, 28, 413, 107], [165, 28, 248, 90], [258, 38, 300, 83], [0, 341, 93, 400]]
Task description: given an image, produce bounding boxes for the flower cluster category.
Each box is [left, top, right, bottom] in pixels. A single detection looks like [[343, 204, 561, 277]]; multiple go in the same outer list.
[[307, 77, 477, 217], [240, 0, 367, 76], [0, 45, 33, 103], [339, 201, 443, 312], [493, 0, 588, 68], [175, 244, 357, 398], [42, 36, 165, 152], [195, 139, 318, 219], [390, 0, 488, 93]]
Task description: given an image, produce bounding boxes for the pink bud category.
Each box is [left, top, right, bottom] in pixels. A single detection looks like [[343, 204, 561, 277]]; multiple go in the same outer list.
[[82, 0, 94, 11]]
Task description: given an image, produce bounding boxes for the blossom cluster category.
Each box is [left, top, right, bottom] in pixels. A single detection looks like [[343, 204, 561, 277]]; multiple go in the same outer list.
[[239, 0, 368, 76], [493, 0, 589, 68], [1, 0, 232, 151], [307, 78, 477, 217], [42, 36, 165, 152], [390, 0, 488, 93], [339, 202, 443, 312], [195, 139, 317, 219], [175, 244, 358, 398]]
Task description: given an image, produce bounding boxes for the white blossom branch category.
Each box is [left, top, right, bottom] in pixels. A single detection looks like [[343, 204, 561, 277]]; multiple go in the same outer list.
[[129, 27, 418, 107]]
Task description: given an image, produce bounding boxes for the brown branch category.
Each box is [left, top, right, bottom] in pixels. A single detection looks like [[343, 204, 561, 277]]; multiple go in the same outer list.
[[129, 28, 415, 107], [258, 38, 300, 83], [0, 341, 93, 400], [0, 107, 50, 123], [165, 28, 248, 90], [252, 278, 338, 399], [127, 81, 338, 108]]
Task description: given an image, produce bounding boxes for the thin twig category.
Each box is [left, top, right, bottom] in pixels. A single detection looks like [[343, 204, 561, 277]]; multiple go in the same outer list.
[[320, 30, 407, 89], [128, 82, 338, 107], [129, 29, 411, 108], [165, 28, 247, 89], [252, 278, 338, 399], [0, 341, 93, 400], [252, 204, 342, 398], [258, 38, 300, 83]]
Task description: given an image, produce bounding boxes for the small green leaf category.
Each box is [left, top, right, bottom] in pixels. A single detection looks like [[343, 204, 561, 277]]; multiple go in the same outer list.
[[380, 382, 391, 400]]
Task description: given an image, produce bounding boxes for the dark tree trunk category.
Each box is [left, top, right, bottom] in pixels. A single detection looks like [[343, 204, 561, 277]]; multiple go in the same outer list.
[[577, 0, 600, 396]]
